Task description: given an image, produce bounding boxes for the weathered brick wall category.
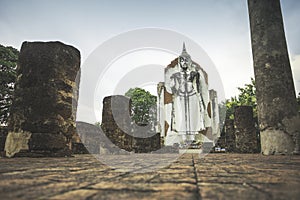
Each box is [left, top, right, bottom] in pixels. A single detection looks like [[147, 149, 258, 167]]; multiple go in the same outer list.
[[234, 106, 258, 153], [74, 122, 102, 154], [101, 95, 161, 153], [224, 119, 235, 152], [5, 41, 80, 157], [132, 129, 161, 153], [101, 96, 133, 152]]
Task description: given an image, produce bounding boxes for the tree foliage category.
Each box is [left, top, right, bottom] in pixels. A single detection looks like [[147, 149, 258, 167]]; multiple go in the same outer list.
[[226, 78, 257, 119], [125, 87, 157, 124], [225, 79, 300, 120], [94, 121, 101, 127], [0, 44, 19, 125]]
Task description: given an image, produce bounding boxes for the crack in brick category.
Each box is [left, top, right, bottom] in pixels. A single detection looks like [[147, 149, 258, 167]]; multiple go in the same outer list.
[[246, 182, 273, 199], [192, 155, 202, 200]]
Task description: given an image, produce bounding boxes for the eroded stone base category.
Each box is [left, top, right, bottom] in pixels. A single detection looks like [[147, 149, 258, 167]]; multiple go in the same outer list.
[[28, 133, 68, 151], [5, 132, 72, 157], [260, 129, 294, 155], [5, 131, 31, 157], [282, 115, 300, 154]]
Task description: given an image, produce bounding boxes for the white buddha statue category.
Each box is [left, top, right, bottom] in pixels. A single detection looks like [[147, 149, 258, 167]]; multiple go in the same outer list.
[[164, 43, 208, 146]]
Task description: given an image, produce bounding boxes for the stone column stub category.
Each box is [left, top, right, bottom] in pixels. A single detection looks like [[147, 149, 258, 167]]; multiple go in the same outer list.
[[5, 41, 81, 157], [224, 119, 235, 152], [234, 106, 258, 153]]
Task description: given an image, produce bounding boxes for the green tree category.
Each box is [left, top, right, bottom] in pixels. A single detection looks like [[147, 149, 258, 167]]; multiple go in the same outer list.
[[226, 78, 257, 119], [125, 87, 157, 125], [0, 44, 19, 125], [94, 121, 101, 127]]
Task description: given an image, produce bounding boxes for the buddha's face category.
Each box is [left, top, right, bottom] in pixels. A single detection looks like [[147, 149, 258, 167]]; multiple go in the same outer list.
[[179, 56, 191, 71]]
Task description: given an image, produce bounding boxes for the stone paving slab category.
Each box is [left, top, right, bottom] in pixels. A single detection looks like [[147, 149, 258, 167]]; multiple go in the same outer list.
[[0, 153, 299, 200]]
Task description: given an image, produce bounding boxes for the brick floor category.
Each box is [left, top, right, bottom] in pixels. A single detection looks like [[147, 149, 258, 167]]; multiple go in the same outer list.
[[0, 153, 299, 200]]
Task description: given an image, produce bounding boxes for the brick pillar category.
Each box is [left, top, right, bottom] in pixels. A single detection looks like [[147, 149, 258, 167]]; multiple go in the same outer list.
[[5, 41, 80, 157], [248, 0, 300, 154], [234, 106, 258, 153], [101, 95, 161, 153], [101, 95, 133, 152]]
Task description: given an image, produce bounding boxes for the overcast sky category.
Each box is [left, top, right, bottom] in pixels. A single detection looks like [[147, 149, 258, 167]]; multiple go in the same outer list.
[[1, 0, 299, 123]]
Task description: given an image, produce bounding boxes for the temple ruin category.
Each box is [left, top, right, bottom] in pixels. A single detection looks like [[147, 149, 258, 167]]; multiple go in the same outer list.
[[2, 1, 299, 157]]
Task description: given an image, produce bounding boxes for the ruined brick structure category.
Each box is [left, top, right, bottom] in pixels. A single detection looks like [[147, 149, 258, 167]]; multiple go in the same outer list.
[[224, 119, 235, 152], [101, 95, 160, 153], [217, 108, 259, 153], [209, 89, 220, 143], [4, 41, 80, 157], [101, 96, 133, 152], [234, 106, 258, 153], [74, 122, 102, 154], [248, 0, 300, 154]]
